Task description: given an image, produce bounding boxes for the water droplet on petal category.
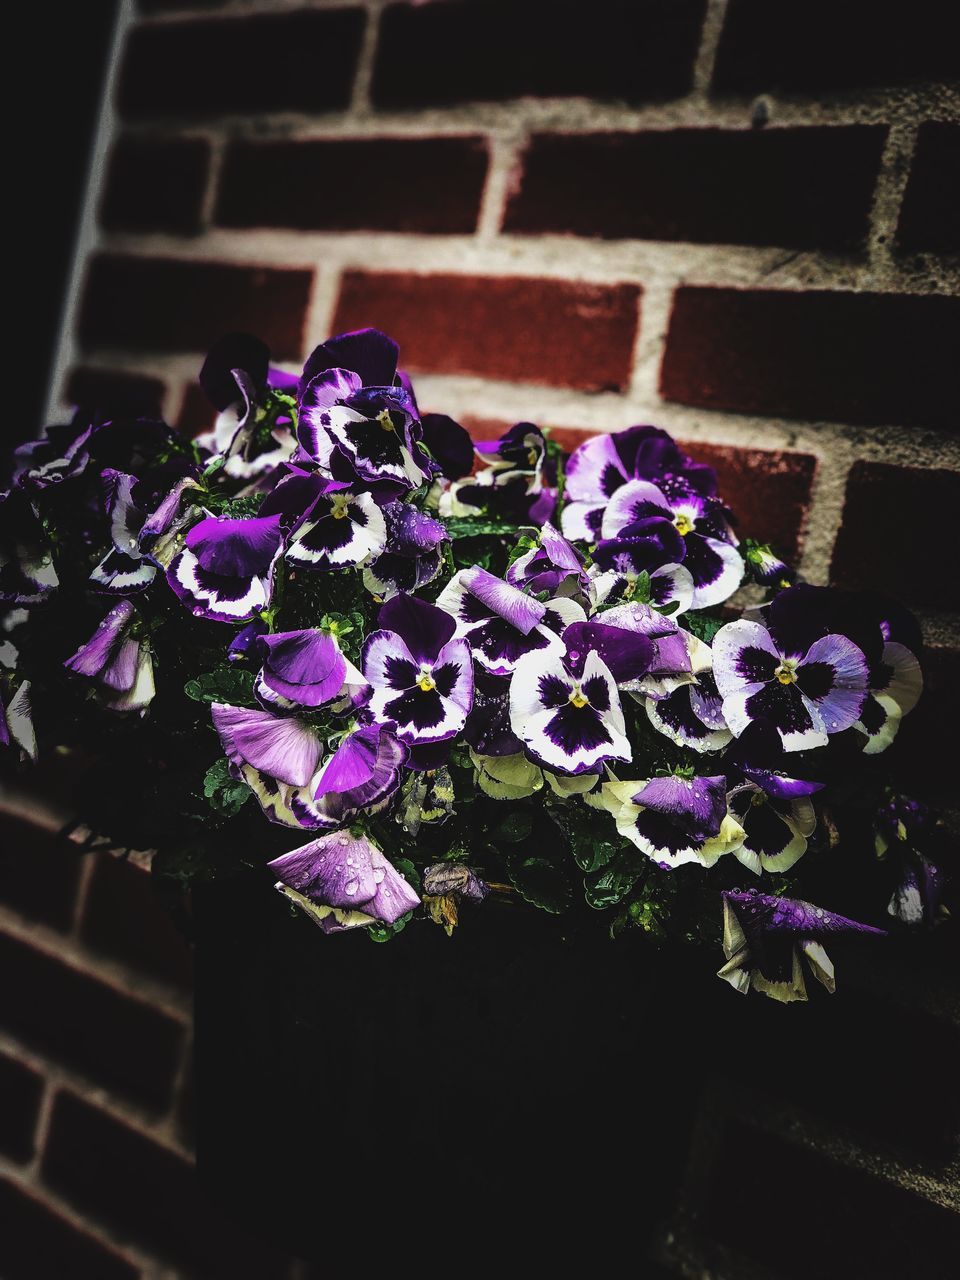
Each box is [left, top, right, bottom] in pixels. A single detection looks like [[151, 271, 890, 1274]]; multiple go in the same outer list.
[[344, 879, 359, 896]]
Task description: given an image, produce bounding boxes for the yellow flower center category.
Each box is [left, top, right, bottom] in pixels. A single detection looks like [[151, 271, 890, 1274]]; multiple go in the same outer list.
[[622, 575, 637, 599], [418, 673, 436, 692], [527, 447, 538, 466], [377, 409, 395, 432], [330, 493, 352, 520], [674, 513, 694, 536], [775, 659, 798, 685], [569, 687, 589, 709]]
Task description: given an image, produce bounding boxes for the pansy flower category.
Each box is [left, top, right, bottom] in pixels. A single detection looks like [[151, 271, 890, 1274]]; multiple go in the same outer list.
[[168, 512, 284, 622], [713, 617, 869, 752], [462, 670, 524, 757], [0, 679, 36, 760], [254, 628, 367, 711], [284, 487, 387, 572], [362, 594, 474, 745], [506, 523, 587, 598], [13, 412, 96, 490], [440, 422, 556, 525], [561, 425, 717, 542], [645, 634, 732, 753], [306, 721, 408, 828], [575, 603, 691, 700], [436, 566, 585, 676], [65, 600, 155, 711], [600, 479, 742, 609], [0, 489, 58, 606], [726, 782, 816, 875], [362, 502, 448, 600], [603, 774, 744, 870], [718, 889, 885, 1002], [269, 830, 420, 932], [508, 636, 631, 775], [90, 470, 157, 595]]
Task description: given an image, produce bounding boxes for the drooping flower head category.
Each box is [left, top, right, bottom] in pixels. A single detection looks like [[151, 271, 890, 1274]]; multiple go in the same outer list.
[[506, 523, 587, 597], [12, 412, 96, 490], [269, 830, 420, 931], [718, 889, 885, 1002], [561, 425, 717, 542], [168, 512, 284, 622], [0, 489, 58, 606], [362, 594, 474, 746], [363, 502, 448, 600], [89, 469, 157, 595], [64, 600, 155, 711], [254, 628, 366, 710], [644, 633, 732, 753], [422, 861, 489, 934], [604, 774, 744, 870]]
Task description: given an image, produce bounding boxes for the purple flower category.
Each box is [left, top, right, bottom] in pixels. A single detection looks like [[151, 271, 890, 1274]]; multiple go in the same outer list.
[[508, 641, 630, 775], [590, 547, 694, 614], [255, 628, 366, 710], [65, 600, 155, 711], [284, 488, 387, 572], [168, 513, 284, 623], [269, 830, 420, 931], [604, 774, 744, 869], [13, 413, 95, 490], [463, 671, 524, 757], [505, 523, 587, 597], [419, 413, 474, 480], [718, 889, 885, 1002], [0, 489, 58, 606], [298, 327, 401, 403], [307, 722, 408, 826], [727, 782, 816, 874], [195, 333, 297, 480], [743, 542, 796, 590], [1, 679, 36, 760], [600, 480, 742, 609], [90, 470, 158, 595], [561, 425, 717, 542], [436, 566, 585, 676], [212, 701, 324, 789], [713, 618, 869, 752], [362, 594, 474, 745], [363, 502, 448, 601], [575, 602, 692, 699], [724, 719, 825, 801], [441, 422, 556, 525], [644, 634, 732, 753]]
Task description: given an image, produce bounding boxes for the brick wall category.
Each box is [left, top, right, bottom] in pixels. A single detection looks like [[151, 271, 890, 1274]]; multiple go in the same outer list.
[[4, 0, 958, 1275]]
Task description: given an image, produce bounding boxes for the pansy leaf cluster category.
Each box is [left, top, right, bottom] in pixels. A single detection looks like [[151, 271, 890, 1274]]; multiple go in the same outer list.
[[1, 326, 950, 1005]]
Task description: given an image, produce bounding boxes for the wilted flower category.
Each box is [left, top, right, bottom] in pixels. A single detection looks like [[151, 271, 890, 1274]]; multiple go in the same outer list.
[[269, 830, 420, 931], [604, 774, 744, 869], [168, 512, 284, 622], [422, 861, 489, 934], [718, 889, 885, 1002], [506, 523, 586, 597], [64, 600, 155, 711], [0, 489, 58, 606], [363, 502, 448, 600]]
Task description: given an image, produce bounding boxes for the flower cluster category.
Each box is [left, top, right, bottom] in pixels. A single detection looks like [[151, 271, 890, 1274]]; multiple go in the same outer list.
[[1, 327, 948, 1002]]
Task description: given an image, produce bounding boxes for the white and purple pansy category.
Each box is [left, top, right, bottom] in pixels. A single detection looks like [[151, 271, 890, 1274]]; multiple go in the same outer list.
[[506, 523, 587, 598], [298, 366, 427, 493], [508, 639, 631, 775], [284, 487, 387, 571], [12, 413, 96, 490], [362, 594, 474, 745], [561, 424, 717, 542], [601, 479, 742, 609], [726, 782, 816, 875], [603, 774, 744, 869], [718, 889, 885, 1002], [195, 333, 297, 481], [854, 611, 923, 756], [297, 327, 401, 404], [254, 627, 367, 711], [0, 489, 59, 606], [713, 618, 870, 752], [645, 634, 732, 753], [269, 830, 420, 933], [168, 512, 284, 622], [591, 558, 694, 613], [436, 566, 585, 677], [362, 502, 448, 601], [305, 721, 408, 828], [64, 600, 155, 712], [575, 603, 691, 700], [90, 469, 157, 595]]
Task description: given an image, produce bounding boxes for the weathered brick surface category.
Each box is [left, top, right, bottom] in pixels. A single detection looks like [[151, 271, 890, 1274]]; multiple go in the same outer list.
[[0, 932, 184, 1111], [713, 0, 958, 93], [42, 1091, 292, 1278], [373, 0, 707, 109], [0, 1178, 141, 1280], [504, 127, 886, 249], [333, 272, 641, 391], [216, 137, 489, 234], [0, 813, 80, 931], [897, 122, 960, 255], [176, 382, 217, 437], [661, 288, 960, 430], [0, 1050, 43, 1163], [830, 462, 960, 610], [100, 135, 210, 235], [118, 9, 366, 119], [66, 366, 166, 419], [79, 254, 313, 361]]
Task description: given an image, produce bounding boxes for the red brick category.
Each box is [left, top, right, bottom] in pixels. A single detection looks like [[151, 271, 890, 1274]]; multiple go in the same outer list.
[[216, 136, 489, 234], [0, 1178, 140, 1280], [505, 127, 885, 250], [713, 0, 958, 93], [700, 1120, 959, 1279], [177, 382, 217, 436], [333, 272, 641, 391], [660, 287, 960, 431], [830, 462, 960, 610], [0, 813, 81, 931], [0, 932, 184, 1111], [100, 135, 210, 235], [80, 855, 193, 991], [118, 9, 366, 119], [66, 366, 166, 419], [897, 122, 960, 255], [42, 1091, 292, 1278], [374, 0, 706, 108], [0, 1051, 43, 1163], [78, 254, 313, 361]]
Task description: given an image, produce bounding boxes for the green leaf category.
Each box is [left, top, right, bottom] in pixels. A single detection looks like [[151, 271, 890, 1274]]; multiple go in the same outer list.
[[583, 853, 642, 910], [495, 811, 533, 843], [201, 758, 252, 817], [367, 911, 413, 943], [682, 610, 726, 644], [508, 856, 573, 914], [443, 517, 522, 539], [185, 667, 256, 707]]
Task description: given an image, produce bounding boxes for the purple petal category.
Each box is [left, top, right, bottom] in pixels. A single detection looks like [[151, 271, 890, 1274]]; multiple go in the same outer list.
[[377, 593, 457, 664], [65, 601, 135, 678], [298, 328, 399, 402], [211, 703, 322, 787], [185, 513, 283, 577], [796, 633, 869, 733], [631, 774, 727, 841], [563, 620, 655, 685], [420, 413, 474, 480], [257, 629, 347, 708]]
